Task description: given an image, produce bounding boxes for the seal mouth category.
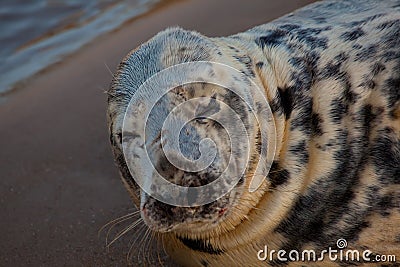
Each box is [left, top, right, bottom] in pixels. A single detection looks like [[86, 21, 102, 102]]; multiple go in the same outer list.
[[140, 191, 234, 233]]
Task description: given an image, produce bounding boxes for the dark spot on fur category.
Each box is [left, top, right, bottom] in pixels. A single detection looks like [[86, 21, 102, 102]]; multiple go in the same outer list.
[[362, 80, 376, 89], [361, 104, 376, 132], [330, 98, 348, 122], [384, 77, 400, 108], [290, 96, 313, 135], [234, 55, 251, 64], [227, 45, 240, 53], [360, 104, 383, 133], [371, 62, 386, 75], [289, 140, 309, 164], [341, 28, 365, 41], [371, 128, 400, 185], [289, 52, 319, 92], [177, 236, 224, 255], [355, 44, 378, 61], [311, 112, 323, 136], [293, 27, 330, 49], [222, 90, 248, 126], [320, 60, 343, 79], [360, 63, 387, 89], [376, 194, 395, 217], [343, 77, 357, 104], [268, 161, 290, 188], [256, 30, 288, 47], [289, 56, 304, 68], [256, 62, 264, 68], [334, 52, 349, 62], [277, 87, 294, 119], [269, 91, 281, 115], [233, 55, 255, 77]]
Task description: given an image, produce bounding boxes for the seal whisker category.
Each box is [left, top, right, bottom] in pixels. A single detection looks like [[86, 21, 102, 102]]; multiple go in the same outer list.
[[155, 233, 166, 267], [99, 210, 140, 238], [127, 223, 147, 263], [104, 61, 116, 78], [144, 231, 154, 265], [107, 216, 143, 248], [137, 227, 152, 265], [139, 228, 151, 265], [160, 234, 168, 260], [103, 213, 141, 246], [147, 231, 157, 265]]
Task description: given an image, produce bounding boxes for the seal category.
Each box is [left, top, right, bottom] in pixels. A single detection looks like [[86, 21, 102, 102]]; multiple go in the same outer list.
[[107, 0, 400, 266]]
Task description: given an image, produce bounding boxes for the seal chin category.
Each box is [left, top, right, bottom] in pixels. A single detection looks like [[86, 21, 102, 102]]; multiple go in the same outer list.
[[141, 210, 217, 234]]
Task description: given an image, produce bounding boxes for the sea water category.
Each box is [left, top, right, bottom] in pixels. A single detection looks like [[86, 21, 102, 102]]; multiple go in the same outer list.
[[0, 0, 161, 94]]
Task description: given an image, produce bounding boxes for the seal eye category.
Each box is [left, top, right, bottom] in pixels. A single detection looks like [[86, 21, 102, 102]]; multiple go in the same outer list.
[[116, 132, 122, 144], [195, 117, 208, 124]]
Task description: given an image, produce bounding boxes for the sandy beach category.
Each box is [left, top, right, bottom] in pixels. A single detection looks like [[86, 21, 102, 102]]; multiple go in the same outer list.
[[0, 0, 314, 266]]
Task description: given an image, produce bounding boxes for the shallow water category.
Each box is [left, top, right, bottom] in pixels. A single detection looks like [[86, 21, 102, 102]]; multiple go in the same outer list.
[[0, 0, 161, 94]]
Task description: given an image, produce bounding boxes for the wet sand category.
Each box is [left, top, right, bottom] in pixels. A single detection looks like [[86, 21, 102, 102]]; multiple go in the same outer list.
[[0, 0, 314, 266]]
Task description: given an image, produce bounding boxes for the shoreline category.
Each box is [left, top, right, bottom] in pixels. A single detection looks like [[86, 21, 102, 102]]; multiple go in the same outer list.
[[0, 0, 314, 266]]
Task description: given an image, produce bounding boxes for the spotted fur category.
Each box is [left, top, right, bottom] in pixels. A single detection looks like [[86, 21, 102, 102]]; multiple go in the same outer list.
[[107, 0, 400, 266]]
